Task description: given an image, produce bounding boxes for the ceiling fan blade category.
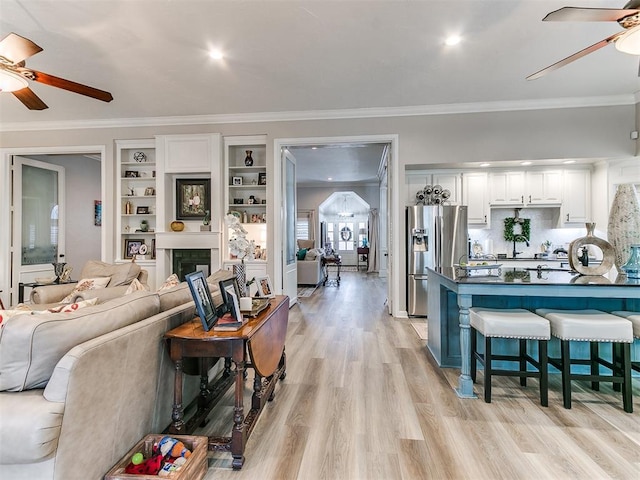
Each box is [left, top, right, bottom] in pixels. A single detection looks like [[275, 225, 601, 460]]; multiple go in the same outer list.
[[12, 87, 48, 110], [527, 31, 624, 80], [30, 70, 113, 102], [0, 33, 43, 64], [543, 7, 639, 22]]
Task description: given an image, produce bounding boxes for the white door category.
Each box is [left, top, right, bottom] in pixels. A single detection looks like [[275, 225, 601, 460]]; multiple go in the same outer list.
[[282, 149, 298, 306], [12, 157, 65, 301]]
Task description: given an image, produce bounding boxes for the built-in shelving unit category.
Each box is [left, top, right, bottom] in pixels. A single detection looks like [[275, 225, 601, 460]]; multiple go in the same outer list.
[[116, 139, 157, 269]]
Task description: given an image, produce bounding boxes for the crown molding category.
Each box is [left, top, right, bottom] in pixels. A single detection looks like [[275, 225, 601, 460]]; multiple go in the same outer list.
[[0, 95, 636, 133]]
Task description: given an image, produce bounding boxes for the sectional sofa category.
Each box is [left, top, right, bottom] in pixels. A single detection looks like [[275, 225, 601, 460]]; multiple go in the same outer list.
[[0, 269, 234, 480]]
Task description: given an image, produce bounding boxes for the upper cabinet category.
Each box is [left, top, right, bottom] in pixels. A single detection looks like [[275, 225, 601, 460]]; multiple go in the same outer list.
[[405, 171, 461, 205], [489, 170, 562, 206], [561, 169, 591, 225], [462, 172, 489, 226], [158, 134, 219, 173]]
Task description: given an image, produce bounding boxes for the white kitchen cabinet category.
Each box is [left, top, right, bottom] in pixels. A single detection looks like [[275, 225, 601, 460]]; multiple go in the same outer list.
[[404, 171, 461, 205], [462, 172, 489, 226], [526, 171, 562, 205], [561, 169, 591, 225], [489, 171, 525, 205]]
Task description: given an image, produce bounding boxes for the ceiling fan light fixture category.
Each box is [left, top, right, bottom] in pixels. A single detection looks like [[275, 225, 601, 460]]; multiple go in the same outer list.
[[445, 35, 461, 46], [615, 25, 640, 54], [0, 69, 28, 92]]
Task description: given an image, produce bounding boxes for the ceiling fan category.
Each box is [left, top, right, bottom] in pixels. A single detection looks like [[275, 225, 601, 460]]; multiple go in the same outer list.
[[0, 32, 113, 110], [527, 0, 640, 80]]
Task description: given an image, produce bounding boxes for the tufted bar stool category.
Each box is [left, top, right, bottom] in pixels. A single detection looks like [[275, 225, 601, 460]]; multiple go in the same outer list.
[[536, 309, 633, 413], [612, 311, 640, 374], [470, 307, 550, 406]]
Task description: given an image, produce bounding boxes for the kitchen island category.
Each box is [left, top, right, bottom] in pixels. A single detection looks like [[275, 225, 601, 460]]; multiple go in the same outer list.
[[426, 266, 640, 398]]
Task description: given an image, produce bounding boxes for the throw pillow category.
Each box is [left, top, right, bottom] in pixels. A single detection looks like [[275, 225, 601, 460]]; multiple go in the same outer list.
[[60, 277, 111, 303], [297, 239, 314, 250], [0, 310, 32, 329], [33, 297, 99, 314], [297, 248, 307, 260], [157, 273, 180, 292], [125, 278, 148, 295], [305, 249, 318, 260]]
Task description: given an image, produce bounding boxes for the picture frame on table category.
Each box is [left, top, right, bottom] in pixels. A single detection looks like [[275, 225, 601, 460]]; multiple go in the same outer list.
[[176, 178, 210, 220], [258, 172, 267, 185], [255, 275, 275, 298], [124, 239, 145, 259], [185, 270, 218, 332], [218, 278, 242, 321]]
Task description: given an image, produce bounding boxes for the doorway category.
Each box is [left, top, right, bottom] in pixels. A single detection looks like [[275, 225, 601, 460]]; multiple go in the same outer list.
[[0, 146, 106, 306], [272, 134, 399, 316]]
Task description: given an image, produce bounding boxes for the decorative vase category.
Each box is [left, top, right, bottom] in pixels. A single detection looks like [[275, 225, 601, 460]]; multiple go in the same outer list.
[[244, 150, 254, 167], [52, 262, 66, 283], [170, 220, 185, 232], [233, 263, 247, 297], [568, 222, 615, 276], [607, 183, 640, 273], [621, 244, 640, 279]]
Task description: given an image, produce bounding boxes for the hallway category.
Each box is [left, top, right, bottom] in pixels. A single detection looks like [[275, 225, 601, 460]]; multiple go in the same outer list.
[[201, 270, 640, 480]]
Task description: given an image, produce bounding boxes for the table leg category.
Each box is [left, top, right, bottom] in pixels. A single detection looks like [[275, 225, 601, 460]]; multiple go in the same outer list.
[[169, 358, 185, 433], [456, 294, 476, 398], [231, 356, 246, 469]]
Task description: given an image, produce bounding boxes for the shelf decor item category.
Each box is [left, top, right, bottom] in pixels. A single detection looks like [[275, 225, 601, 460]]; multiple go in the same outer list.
[[621, 244, 640, 279], [225, 213, 256, 297], [607, 183, 640, 273], [244, 150, 254, 166], [176, 178, 210, 220], [568, 223, 615, 276], [170, 220, 185, 232]]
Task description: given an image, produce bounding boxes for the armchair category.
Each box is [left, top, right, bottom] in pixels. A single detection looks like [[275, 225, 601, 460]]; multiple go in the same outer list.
[[30, 260, 148, 305]]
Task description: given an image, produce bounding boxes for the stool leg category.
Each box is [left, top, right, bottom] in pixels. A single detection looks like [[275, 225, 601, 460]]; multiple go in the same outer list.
[[519, 339, 527, 387], [560, 340, 572, 409], [484, 336, 492, 403], [539, 340, 548, 407], [590, 341, 599, 391], [470, 327, 477, 383], [612, 343, 622, 393], [622, 343, 633, 414]]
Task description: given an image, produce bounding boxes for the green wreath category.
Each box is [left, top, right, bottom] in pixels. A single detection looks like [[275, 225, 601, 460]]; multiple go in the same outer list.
[[504, 217, 530, 242]]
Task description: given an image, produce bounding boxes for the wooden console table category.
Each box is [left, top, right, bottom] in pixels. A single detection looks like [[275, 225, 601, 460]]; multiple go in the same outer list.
[[322, 255, 342, 286], [357, 247, 369, 271], [164, 295, 289, 469]]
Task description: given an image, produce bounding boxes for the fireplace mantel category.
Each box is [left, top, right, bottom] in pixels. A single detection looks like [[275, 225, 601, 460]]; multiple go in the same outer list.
[[156, 232, 220, 249]]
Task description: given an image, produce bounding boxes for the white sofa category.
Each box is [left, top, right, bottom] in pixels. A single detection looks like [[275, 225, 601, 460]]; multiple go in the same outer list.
[[0, 270, 234, 480]]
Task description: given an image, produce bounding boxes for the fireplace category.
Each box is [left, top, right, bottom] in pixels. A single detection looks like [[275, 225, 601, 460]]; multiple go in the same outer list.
[[173, 249, 211, 281]]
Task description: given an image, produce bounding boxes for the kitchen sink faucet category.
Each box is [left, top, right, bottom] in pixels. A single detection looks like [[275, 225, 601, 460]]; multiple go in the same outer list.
[[512, 235, 530, 258]]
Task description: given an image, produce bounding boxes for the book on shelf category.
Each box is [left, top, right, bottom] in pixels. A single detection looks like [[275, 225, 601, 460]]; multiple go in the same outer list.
[[212, 313, 245, 331]]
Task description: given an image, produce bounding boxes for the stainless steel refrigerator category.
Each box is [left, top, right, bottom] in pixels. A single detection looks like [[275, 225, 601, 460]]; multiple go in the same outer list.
[[407, 205, 468, 316]]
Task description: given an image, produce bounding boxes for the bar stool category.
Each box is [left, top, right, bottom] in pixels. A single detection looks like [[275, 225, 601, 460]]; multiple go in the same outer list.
[[536, 309, 633, 413], [470, 307, 550, 406], [612, 311, 640, 374]]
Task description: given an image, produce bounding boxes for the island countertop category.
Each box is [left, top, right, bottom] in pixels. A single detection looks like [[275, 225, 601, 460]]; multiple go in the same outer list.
[[425, 266, 639, 399]]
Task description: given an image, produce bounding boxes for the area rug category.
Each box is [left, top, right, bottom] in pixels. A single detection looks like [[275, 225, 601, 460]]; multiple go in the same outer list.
[[297, 286, 317, 297], [410, 321, 428, 340]]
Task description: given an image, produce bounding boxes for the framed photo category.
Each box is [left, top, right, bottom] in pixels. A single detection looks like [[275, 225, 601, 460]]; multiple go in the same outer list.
[[94, 200, 102, 226], [144, 187, 155, 196], [176, 178, 210, 220], [151, 239, 156, 259], [136, 206, 149, 214], [218, 278, 242, 321], [258, 172, 267, 185], [232, 176, 242, 186], [124, 170, 138, 178], [124, 239, 145, 259], [255, 275, 275, 298], [186, 271, 218, 332]]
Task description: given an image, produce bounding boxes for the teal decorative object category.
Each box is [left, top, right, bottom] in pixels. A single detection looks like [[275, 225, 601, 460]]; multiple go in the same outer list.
[[621, 244, 640, 279]]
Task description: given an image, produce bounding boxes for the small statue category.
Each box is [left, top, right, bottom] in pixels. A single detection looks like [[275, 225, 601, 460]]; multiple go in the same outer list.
[[577, 247, 589, 266], [203, 210, 211, 226]]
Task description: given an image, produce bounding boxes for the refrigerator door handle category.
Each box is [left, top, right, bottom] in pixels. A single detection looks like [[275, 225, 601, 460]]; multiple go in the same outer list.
[[434, 214, 442, 268]]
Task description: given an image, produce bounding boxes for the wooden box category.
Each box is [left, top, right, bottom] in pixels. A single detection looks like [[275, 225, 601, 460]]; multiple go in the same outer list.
[[104, 434, 208, 480]]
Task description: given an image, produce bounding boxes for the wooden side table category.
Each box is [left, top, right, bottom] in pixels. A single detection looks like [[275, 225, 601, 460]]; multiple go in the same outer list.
[[322, 255, 342, 286], [164, 295, 289, 470], [357, 247, 369, 271]]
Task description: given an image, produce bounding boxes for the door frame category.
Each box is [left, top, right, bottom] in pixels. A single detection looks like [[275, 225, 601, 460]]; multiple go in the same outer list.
[[0, 145, 107, 306], [272, 134, 400, 316]]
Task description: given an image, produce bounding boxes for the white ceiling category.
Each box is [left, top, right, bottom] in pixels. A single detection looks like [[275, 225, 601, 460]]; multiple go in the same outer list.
[[2, 1, 639, 180]]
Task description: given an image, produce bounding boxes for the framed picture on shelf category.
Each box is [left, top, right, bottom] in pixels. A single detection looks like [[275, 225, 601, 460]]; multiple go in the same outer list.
[[124, 170, 139, 178], [136, 206, 149, 214], [176, 178, 210, 220], [232, 176, 243, 186], [233, 198, 243, 204], [94, 200, 102, 226], [255, 275, 275, 298], [124, 239, 145, 259], [258, 172, 267, 185], [151, 239, 156, 259], [144, 187, 155, 196]]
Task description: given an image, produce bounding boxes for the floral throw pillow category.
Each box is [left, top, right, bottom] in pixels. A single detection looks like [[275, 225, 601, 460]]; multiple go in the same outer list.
[[0, 309, 32, 330], [34, 297, 99, 314], [125, 278, 148, 295], [157, 274, 180, 292], [60, 277, 111, 303]]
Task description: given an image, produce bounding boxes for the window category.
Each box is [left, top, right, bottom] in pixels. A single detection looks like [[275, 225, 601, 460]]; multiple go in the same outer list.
[[326, 221, 367, 252], [296, 217, 309, 241]]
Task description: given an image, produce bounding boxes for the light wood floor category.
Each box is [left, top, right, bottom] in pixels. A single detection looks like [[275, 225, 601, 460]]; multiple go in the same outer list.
[[200, 271, 640, 480]]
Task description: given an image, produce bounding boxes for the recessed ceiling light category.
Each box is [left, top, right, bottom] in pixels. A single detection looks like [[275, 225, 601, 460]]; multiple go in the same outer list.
[[563, 160, 576, 164], [480, 163, 491, 167], [445, 35, 461, 46], [521, 161, 532, 166], [311, 147, 318, 150], [327, 177, 333, 181], [209, 49, 224, 60]]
